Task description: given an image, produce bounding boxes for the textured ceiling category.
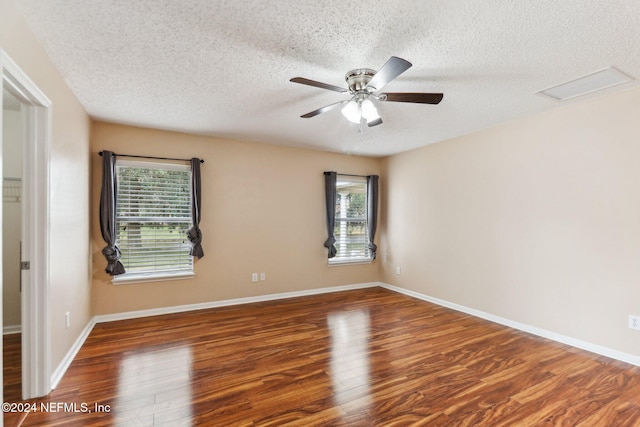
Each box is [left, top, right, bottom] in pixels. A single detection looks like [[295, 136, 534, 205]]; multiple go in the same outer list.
[[14, 0, 640, 156]]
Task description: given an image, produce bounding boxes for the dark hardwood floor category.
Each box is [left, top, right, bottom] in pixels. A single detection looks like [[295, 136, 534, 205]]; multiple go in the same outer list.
[[3, 333, 22, 402], [7, 287, 640, 426], [3, 332, 24, 427]]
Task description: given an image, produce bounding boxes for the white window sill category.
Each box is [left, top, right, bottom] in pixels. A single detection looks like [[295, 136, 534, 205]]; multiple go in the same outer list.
[[112, 271, 195, 285], [328, 258, 373, 266]]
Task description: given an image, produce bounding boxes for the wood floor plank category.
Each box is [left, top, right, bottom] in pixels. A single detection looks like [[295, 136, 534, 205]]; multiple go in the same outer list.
[[3, 333, 21, 401], [3, 333, 23, 427], [9, 287, 640, 426]]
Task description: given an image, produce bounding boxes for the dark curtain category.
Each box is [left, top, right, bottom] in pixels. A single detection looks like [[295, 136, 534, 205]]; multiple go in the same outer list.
[[187, 158, 204, 258], [99, 151, 125, 275], [323, 171, 337, 258], [367, 175, 379, 260]]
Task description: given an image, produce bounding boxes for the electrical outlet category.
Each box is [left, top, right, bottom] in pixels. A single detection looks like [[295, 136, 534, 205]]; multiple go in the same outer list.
[[260, 272, 266, 281], [251, 273, 258, 282], [65, 312, 71, 329], [629, 315, 640, 331], [395, 266, 401, 275]]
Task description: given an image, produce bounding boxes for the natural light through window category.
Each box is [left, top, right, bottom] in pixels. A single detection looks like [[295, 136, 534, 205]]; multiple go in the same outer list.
[[115, 346, 193, 425], [114, 160, 193, 281], [330, 175, 370, 264], [328, 309, 372, 407]]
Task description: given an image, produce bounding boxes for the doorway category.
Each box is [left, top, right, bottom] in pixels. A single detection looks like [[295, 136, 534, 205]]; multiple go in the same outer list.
[[2, 88, 24, 404], [1, 49, 51, 401]]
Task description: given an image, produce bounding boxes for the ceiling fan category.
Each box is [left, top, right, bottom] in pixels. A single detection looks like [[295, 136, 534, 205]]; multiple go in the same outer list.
[[290, 56, 443, 127]]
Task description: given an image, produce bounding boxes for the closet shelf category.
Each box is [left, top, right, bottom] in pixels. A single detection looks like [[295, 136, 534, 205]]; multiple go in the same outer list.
[[3, 177, 22, 203]]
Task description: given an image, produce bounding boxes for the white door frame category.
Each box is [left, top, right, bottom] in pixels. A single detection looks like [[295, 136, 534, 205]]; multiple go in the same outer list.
[[1, 49, 52, 399]]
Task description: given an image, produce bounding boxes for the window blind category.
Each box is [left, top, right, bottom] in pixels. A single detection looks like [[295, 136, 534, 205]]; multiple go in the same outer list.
[[116, 161, 193, 276], [330, 176, 371, 264]]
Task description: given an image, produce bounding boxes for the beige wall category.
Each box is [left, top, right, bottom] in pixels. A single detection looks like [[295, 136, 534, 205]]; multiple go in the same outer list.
[[380, 86, 640, 357], [91, 122, 381, 315], [1, 0, 92, 373]]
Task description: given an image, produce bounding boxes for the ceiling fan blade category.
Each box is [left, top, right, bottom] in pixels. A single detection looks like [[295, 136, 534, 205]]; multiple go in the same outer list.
[[290, 77, 348, 93], [300, 100, 349, 118], [365, 56, 412, 91], [379, 92, 444, 104], [367, 117, 383, 127]]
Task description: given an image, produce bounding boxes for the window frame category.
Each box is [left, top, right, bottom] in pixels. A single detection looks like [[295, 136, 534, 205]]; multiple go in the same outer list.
[[111, 160, 195, 284], [328, 175, 372, 266]]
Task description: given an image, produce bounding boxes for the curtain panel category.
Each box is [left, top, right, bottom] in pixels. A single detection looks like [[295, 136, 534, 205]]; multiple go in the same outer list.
[[99, 150, 126, 275], [323, 171, 338, 258], [187, 157, 204, 258], [367, 175, 379, 260]]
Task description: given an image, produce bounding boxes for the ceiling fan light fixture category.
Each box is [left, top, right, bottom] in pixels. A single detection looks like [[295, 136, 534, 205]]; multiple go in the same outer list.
[[361, 99, 380, 123], [341, 100, 361, 124]]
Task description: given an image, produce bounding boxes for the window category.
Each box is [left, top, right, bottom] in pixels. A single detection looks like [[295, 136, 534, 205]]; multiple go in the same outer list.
[[330, 175, 370, 264], [114, 160, 193, 280]]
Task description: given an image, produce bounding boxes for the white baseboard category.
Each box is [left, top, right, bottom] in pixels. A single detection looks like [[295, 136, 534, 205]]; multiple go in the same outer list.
[[379, 282, 640, 367], [94, 282, 379, 324], [3, 325, 21, 335], [50, 317, 96, 390]]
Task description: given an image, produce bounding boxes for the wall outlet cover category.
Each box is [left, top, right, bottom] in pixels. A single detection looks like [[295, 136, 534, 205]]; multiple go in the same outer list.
[[629, 315, 640, 331]]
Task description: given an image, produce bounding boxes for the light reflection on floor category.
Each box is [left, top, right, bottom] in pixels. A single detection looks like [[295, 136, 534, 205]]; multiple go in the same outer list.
[[327, 309, 372, 409], [115, 346, 193, 426]]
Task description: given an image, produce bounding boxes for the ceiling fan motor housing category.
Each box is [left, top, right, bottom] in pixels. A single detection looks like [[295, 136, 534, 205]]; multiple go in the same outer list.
[[345, 68, 376, 93]]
